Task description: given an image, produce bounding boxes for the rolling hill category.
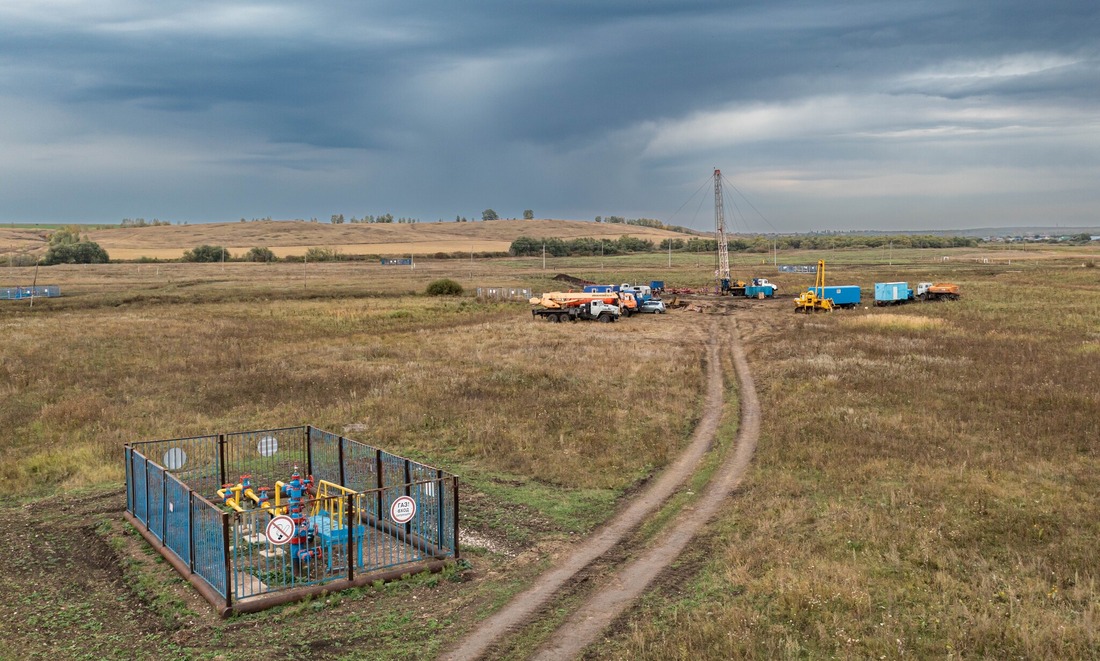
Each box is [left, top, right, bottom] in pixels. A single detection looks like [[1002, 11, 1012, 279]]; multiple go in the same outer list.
[[5, 219, 698, 260]]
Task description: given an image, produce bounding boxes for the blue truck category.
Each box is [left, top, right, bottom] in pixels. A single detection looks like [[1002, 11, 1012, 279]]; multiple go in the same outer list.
[[806, 285, 861, 309]]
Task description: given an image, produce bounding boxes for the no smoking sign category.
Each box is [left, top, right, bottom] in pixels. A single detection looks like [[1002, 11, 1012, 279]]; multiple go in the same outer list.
[[265, 515, 296, 546]]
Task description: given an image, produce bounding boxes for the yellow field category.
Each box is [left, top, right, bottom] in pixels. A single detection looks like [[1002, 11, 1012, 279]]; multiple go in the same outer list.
[[3, 219, 696, 261]]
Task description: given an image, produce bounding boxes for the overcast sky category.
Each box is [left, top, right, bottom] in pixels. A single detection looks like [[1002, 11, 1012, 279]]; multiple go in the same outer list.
[[1, 1, 1097, 231]]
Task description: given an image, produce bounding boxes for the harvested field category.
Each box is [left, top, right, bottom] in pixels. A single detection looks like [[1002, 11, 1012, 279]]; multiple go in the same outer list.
[[1, 244, 1098, 659]]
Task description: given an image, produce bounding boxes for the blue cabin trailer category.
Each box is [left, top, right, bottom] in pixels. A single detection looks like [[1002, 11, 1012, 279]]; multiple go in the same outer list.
[[874, 282, 913, 306], [808, 285, 861, 308], [583, 284, 620, 293], [744, 285, 774, 298]]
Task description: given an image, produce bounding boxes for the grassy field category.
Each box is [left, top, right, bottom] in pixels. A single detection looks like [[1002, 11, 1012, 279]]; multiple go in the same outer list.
[[600, 256, 1100, 658], [0, 245, 1098, 658]]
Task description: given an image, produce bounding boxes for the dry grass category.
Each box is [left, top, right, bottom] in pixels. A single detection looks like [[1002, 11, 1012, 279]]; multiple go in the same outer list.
[[843, 313, 947, 332], [601, 258, 1100, 659], [0, 262, 705, 500], [1, 219, 696, 260]]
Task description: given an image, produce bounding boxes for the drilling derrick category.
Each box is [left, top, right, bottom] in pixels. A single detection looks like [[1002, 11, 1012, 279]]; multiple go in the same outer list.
[[714, 168, 731, 293]]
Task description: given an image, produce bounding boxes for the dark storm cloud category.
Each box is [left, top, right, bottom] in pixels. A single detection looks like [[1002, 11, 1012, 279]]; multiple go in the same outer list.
[[0, 0, 1097, 228]]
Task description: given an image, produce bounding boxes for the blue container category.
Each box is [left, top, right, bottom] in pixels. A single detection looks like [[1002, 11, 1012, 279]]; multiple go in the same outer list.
[[808, 285, 861, 307], [744, 285, 774, 298], [874, 282, 912, 303], [649, 280, 665, 291], [583, 285, 619, 293]]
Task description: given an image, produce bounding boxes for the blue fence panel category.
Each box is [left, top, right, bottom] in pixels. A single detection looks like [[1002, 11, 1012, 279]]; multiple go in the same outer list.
[[130, 435, 221, 498], [308, 427, 341, 485], [133, 452, 148, 525], [224, 427, 309, 495], [0, 285, 61, 300], [147, 464, 165, 542], [342, 440, 379, 517], [379, 451, 407, 518], [192, 498, 227, 598], [164, 473, 191, 567]]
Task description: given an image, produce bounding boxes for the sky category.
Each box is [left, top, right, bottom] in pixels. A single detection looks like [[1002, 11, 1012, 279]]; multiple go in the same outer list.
[[1, 1, 1098, 232]]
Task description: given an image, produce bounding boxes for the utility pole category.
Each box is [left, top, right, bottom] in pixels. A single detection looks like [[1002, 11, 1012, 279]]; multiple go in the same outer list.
[[668, 240, 672, 268], [542, 242, 546, 270]]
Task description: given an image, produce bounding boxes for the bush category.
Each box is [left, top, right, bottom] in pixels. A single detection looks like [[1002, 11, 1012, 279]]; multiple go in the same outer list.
[[426, 279, 463, 296], [182, 245, 230, 262], [245, 246, 277, 263], [304, 247, 339, 262], [42, 241, 110, 265]]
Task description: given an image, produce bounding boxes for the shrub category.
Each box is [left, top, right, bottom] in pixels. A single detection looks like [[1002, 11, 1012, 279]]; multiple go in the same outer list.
[[426, 279, 463, 296], [245, 247, 277, 263], [42, 241, 110, 265], [304, 247, 338, 262], [182, 245, 230, 262]]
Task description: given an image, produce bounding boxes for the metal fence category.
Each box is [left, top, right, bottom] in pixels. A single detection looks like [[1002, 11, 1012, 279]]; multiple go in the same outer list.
[[476, 287, 532, 301], [1, 285, 60, 300], [778, 265, 818, 273], [124, 425, 459, 616]]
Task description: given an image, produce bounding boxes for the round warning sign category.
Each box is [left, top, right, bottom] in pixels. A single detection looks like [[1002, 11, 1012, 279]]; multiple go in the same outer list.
[[390, 496, 417, 524], [265, 515, 296, 546]]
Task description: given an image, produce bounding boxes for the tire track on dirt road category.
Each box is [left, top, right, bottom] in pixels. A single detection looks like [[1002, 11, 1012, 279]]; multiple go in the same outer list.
[[531, 317, 760, 660], [442, 324, 728, 661]]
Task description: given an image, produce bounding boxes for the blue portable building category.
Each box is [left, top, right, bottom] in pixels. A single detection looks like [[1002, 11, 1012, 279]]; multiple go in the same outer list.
[[874, 282, 913, 305], [744, 285, 774, 298], [583, 284, 620, 293], [808, 285, 861, 308], [649, 280, 665, 293]]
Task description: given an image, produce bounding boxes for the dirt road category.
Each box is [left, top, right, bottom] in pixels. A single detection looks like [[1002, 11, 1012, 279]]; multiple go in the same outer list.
[[532, 318, 759, 659], [442, 317, 760, 660]]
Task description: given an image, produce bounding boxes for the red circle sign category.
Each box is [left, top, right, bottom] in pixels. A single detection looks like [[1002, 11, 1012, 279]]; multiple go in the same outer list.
[[265, 515, 296, 546], [390, 496, 417, 524]]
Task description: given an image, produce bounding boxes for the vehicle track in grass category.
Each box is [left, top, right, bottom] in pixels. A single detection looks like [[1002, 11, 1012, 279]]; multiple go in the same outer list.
[[443, 315, 758, 660], [531, 316, 759, 659]]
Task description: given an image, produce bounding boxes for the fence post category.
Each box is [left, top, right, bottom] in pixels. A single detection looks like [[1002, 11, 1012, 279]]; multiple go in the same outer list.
[[217, 434, 227, 489], [222, 511, 233, 608], [404, 459, 412, 536], [188, 491, 196, 574], [305, 425, 313, 477], [346, 493, 355, 581], [144, 455, 150, 530], [375, 449, 383, 519], [453, 476, 460, 558], [162, 470, 168, 545], [437, 469, 445, 549], [125, 446, 133, 514], [338, 436, 346, 487]]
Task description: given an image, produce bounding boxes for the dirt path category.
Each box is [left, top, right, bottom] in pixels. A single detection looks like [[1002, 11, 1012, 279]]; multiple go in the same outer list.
[[442, 324, 728, 661], [531, 318, 760, 659]]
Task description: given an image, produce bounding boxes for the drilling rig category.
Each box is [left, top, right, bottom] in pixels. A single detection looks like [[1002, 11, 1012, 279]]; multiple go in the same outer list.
[[713, 168, 732, 293]]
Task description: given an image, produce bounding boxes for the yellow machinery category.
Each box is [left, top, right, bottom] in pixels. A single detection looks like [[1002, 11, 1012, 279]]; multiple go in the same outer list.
[[218, 475, 278, 514], [218, 475, 360, 520], [794, 260, 835, 313]]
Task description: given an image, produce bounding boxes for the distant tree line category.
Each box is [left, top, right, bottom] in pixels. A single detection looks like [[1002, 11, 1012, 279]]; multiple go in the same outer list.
[[594, 216, 695, 234], [509, 235, 656, 257], [330, 214, 418, 224], [120, 218, 171, 228], [511, 233, 979, 257]]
